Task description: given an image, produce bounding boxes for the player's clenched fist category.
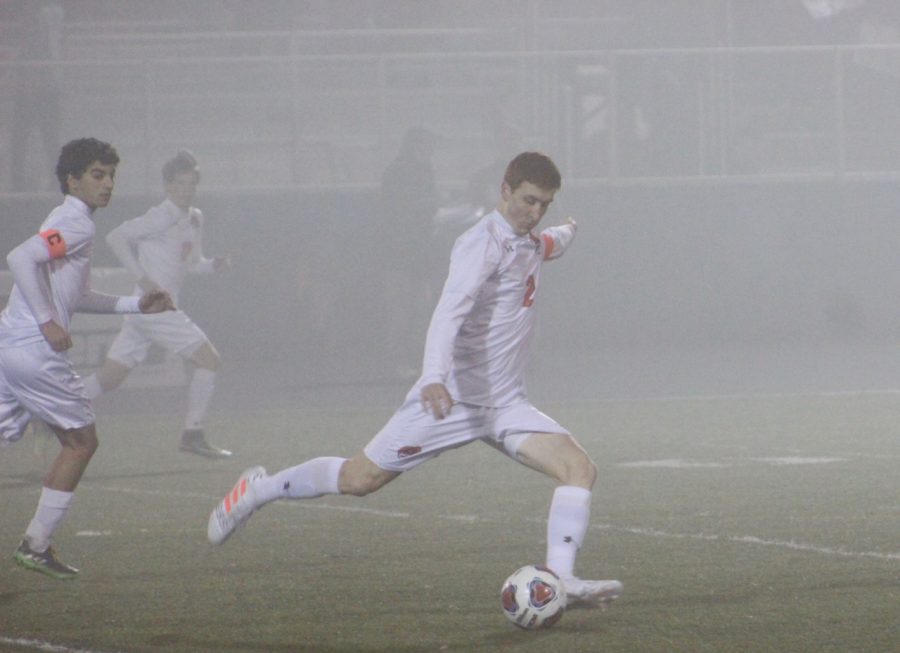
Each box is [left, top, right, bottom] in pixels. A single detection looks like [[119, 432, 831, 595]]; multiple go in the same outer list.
[[139, 289, 176, 314]]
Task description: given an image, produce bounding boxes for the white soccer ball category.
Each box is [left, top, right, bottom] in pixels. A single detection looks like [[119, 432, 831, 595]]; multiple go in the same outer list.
[[500, 564, 567, 629]]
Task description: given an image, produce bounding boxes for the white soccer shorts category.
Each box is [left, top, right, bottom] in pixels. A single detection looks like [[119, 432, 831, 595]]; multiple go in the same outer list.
[[0, 341, 94, 443], [363, 395, 570, 472], [105, 309, 208, 368]]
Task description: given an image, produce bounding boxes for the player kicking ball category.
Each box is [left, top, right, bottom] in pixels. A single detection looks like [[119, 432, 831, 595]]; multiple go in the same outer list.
[[207, 152, 622, 608]]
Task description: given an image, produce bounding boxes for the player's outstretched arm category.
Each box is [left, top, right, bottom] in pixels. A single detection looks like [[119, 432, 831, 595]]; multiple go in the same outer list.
[[139, 289, 176, 314]]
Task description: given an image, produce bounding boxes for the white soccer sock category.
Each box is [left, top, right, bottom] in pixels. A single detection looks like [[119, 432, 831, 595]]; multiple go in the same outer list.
[[82, 373, 102, 400], [545, 485, 592, 580], [184, 368, 216, 431], [254, 457, 346, 505], [25, 487, 74, 552]]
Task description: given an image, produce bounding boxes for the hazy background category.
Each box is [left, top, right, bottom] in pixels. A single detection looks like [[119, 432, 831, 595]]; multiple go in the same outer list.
[[3, 0, 900, 407]]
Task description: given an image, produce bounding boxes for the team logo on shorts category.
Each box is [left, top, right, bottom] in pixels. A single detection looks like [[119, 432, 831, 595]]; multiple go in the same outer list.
[[397, 446, 422, 458]]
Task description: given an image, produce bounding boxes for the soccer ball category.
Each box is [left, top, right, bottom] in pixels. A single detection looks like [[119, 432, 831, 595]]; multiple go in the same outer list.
[[500, 565, 567, 630]]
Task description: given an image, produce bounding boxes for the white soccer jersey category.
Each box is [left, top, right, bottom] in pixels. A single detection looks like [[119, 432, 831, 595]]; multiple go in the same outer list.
[[106, 199, 214, 303], [0, 196, 96, 347], [417, 210, 575, 407]]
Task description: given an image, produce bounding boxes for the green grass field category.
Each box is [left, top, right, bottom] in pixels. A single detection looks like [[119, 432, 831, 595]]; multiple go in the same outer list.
[[1, 393, 898, 653]]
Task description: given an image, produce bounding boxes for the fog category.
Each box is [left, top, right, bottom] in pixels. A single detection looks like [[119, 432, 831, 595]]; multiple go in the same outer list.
[[3, 0, 900, 408]]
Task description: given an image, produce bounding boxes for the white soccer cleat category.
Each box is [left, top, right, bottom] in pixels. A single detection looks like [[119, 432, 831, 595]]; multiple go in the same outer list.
[[561, 577, 624, 609], [207, 466, 267, 545]]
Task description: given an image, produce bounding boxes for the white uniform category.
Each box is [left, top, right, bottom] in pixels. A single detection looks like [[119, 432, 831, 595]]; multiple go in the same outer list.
[[365, 210, 577, 471], [0, 196, 140, 442], [104, 199, 214, 366]]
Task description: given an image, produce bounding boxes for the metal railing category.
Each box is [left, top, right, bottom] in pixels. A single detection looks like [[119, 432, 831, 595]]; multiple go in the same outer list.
[[3, 41, 900, 192]]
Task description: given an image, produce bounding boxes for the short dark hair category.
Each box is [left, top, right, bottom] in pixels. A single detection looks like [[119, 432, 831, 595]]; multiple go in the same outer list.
[[162, 149, 199, 183], [55, 138, 119, 195], [503, 151, 561, 192]]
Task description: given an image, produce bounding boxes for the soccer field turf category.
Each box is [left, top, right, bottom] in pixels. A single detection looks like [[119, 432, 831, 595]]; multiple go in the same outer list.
[[1, 393, 897, 653]]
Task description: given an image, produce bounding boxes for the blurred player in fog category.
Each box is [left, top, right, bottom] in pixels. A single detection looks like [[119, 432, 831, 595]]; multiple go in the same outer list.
[[1, 138, 174, 578], [208, 152, 623, 609], [82, 150, 233, 459]]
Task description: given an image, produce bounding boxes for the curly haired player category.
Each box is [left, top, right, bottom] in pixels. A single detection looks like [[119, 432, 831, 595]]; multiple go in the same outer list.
[[2, 138, 174, 578]]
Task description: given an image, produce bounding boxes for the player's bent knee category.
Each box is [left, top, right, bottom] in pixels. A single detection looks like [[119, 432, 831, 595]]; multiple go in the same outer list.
[[555, 440, 597, 488], [191, 342, 221, 371], [97, 364, 131, 392], [75, 431, 99, 458], [575, 456, 598, 488], [517, 432, 598, 488]]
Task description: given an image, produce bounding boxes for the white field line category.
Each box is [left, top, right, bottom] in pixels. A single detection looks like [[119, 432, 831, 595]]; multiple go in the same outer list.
[[589, 523, 900, 562], [0, 636, 126, 653], [586, 387, 900, 404], [85, 484, 900, 562], [614, 456, 849, 469], [690, 442, 900, 461], [826, 450, 900, 460]]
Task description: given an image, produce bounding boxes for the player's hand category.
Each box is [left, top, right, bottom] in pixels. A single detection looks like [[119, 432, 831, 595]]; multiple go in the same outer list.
[[39, 320, 72, 352], [420, 383, 454, 420], [214, 254, 232, 273], [565, 217, 577, 230], [139, 289, 176, 314]]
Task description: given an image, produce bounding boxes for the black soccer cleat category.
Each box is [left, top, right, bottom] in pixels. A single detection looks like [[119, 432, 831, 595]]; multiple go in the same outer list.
[[13, 539, 78, 580]]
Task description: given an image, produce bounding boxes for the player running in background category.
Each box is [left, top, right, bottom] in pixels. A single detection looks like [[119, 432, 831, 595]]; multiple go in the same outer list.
[[81, 150, 233, 459], [207, 152, 623, 608], [1, 138, 174, 579]]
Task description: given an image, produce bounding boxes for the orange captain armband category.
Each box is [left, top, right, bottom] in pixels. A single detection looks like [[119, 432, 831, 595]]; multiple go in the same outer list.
[[40, 229, 67, 259]]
